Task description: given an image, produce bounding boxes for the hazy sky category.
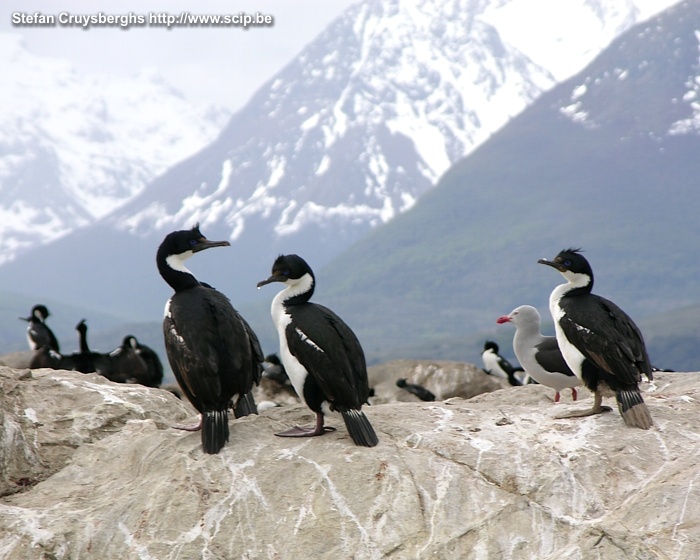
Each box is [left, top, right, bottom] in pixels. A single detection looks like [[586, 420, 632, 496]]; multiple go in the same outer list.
[[2, 0, 356, 112]]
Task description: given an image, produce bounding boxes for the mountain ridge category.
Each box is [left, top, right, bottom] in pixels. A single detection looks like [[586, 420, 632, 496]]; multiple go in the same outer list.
[[0, 0, 678, 318]]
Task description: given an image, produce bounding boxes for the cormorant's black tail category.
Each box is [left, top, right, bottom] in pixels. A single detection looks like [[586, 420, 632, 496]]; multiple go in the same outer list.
[[341, 409, 379, 447], [233, 391, 258, 418], [202, 410, 230, 454], [616, 390, 653, 430]]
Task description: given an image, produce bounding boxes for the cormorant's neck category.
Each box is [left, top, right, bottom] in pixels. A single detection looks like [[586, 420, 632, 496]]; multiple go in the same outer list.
[[559, 271, 593, 298], [78, 329, 90, 353], [279, 272, 315, 306], [157, 251, 200, 292]]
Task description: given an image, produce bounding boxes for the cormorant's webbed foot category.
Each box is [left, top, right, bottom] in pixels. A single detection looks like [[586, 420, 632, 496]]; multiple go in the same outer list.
[[275, 413, 336, 437]]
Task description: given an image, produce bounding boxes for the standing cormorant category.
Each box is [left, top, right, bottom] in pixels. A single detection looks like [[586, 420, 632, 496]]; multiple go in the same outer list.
[[538, 248, 653, 429], [257, 254, 378, 447], [157, 225, 262, 454], [20, 304, 59, 353]]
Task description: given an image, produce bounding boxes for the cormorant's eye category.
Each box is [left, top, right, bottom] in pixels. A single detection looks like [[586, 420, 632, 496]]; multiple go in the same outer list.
[[189, 239, 197, 246], [564, 260, 572, 266], [282, 270, 290, 276]]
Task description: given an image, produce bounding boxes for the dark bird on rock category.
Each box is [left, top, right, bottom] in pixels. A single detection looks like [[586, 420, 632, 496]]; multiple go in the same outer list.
[[257, 254, 378, 447], [71, 319, 113, 377], [29, 346, 70, 370], [538, 249, 653, 429], [20, 304, 59, 353], [262, 353, 291, 386], [157, 225, 262, 454], [396, 378, 436, 402], [108, 336, 150, 385], [497, 305, 580, 402], [481, 341, 526, 386], [117, 335, 164, 387]]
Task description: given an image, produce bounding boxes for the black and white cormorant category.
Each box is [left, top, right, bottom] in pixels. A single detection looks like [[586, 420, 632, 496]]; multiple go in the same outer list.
[[257, 254, 378, 447], [497, 305, 580, 402], [157, 225, 263, 454], [20, 304, 59, 353], [538, 248, 653, 429], [481, 341, 526, 386]]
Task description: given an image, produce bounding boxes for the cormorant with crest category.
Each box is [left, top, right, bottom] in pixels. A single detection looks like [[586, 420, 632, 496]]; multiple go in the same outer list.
[[538, 248, 653, 429]]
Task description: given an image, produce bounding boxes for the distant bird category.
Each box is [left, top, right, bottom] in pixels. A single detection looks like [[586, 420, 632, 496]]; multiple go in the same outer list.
[[481, 341, 525, 386], [497, 305, 580, 402], [257, 254, 378, 447], [29, 346, 69, 370], [20, 304, 59, 353], [157, 225, 262, 454], [118, 335, 164, 387], [70, 319, 113, 377], [538, 248, 653, 429], [262, 353, 291, 386], [108, 336, 150, 385], [396, 378, 436, 402]]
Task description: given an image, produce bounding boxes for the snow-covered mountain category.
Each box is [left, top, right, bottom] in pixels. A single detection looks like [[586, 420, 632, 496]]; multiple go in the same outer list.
[[0, 33, 229, 264], [117, 0, 679, 248], [314, 0, 700, 364], [0, 0, 683, 320]]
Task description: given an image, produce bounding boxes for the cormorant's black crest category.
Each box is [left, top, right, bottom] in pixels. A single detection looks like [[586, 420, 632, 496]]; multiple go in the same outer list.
[[538, 248, 594, 287], [484, 341, 499, 352]]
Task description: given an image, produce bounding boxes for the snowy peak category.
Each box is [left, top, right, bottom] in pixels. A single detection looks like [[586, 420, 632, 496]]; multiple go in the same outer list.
[[558, 0, 700, 137], [118, 0, 680, 250], [0, 0, 687, 319], [0, 33, 229, 264]]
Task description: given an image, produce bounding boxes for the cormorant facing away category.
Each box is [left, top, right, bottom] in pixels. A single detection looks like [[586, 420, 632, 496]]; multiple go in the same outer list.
[[108, 336, 149, 384], [20, 304, 59, 353], [497, 305, 580, 402], [538, 248, 653, 429], [257, 254, 378, 447], [117, 335, 164, 387], [157, 225, 262, 454]]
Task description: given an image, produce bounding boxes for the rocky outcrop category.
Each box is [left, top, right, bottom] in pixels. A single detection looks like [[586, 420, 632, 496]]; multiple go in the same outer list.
[[368, 359, 505, 404], [1, 366, 698, 559]]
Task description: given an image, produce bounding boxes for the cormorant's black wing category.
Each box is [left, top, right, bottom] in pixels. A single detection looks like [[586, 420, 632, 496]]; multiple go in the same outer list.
[[165, 287, 255, 410], [560, 295, 652, 385], [234, 309, 264, 385], [285, 303, 369, 410]]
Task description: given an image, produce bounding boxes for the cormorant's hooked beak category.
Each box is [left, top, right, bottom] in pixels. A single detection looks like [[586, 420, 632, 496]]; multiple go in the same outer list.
[[18, 316, 30, 322], [192, 238, 230, 253], [537, 258, 566, 272], [256, 275, 286, 289]]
